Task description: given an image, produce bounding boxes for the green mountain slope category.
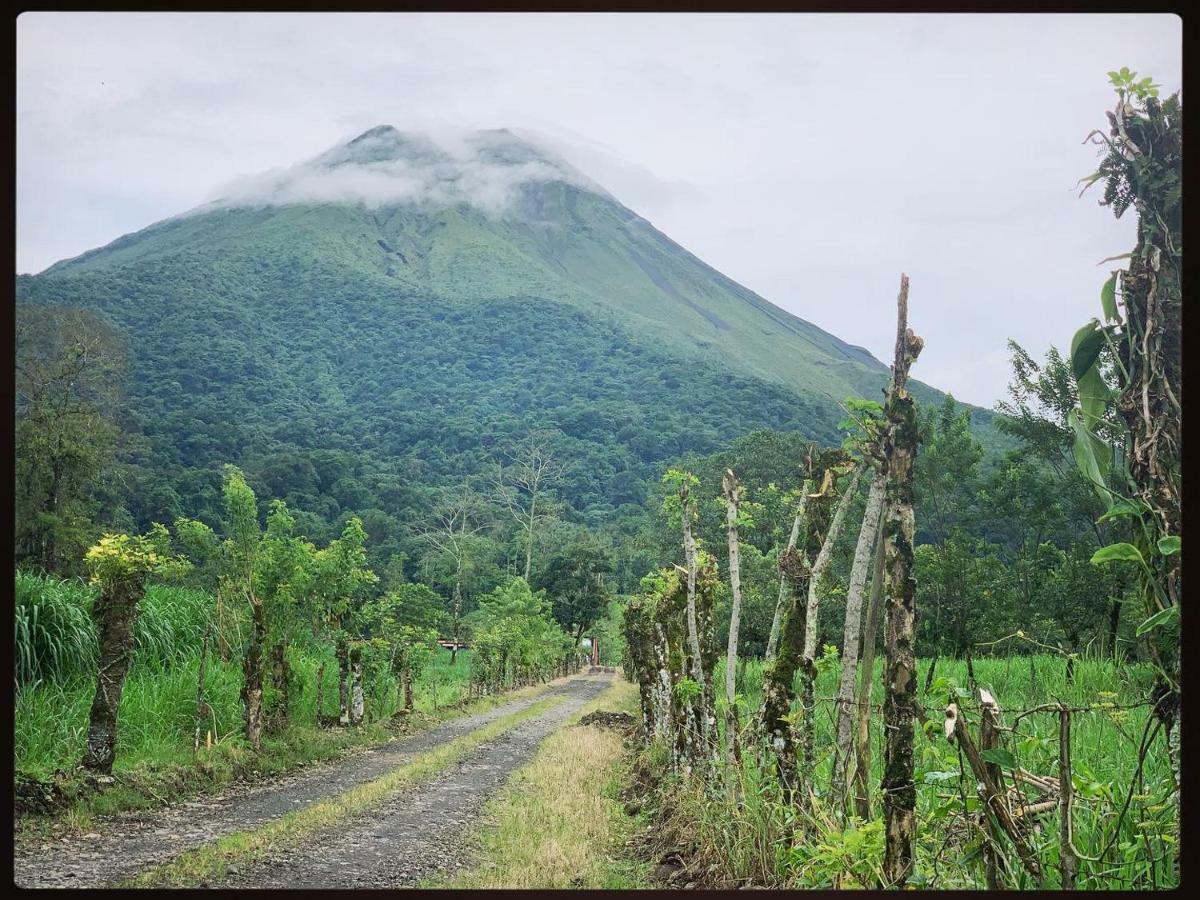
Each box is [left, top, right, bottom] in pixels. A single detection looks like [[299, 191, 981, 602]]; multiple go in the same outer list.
[[17, 125, 998, 538]]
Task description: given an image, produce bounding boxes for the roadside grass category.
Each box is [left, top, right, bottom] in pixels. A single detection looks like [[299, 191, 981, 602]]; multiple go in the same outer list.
[[642, 652, 1175, 890], [434, 674, 651, 889], [125, 692, 571, 887]]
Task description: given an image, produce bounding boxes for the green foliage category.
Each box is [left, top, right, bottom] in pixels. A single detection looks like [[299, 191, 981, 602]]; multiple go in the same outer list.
[[468, 577, 576, 688], [14, 572, 214, 685]]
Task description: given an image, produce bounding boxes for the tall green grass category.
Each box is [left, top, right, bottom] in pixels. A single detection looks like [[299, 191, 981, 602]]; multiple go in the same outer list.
[[647, 651, 1176, 890], [15, 571, 214, 686], [13, 572, 478, 780]]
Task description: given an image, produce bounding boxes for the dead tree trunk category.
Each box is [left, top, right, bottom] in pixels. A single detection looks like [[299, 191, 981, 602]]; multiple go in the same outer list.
[[832, 467, 886, 811], [759, 449, 843, 803], [981, 701, 1003, 889], [722, 468, 745, 767], [766, 497, 805, 661], [853, 516, 887, 820], [194, 626, 211, 754], [679, 482, 712, 765], [797, 463, 861, 784], [880, 273, 923, 888], [82, 572, 149, 774]]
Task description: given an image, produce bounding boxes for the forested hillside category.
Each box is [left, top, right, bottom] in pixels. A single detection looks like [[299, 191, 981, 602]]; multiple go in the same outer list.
[[14, 125, 1003, 588]]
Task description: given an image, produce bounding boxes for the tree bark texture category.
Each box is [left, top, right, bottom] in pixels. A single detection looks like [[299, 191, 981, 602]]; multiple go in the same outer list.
[[758, 449, 843, 801], [337, 635, 350, 725], [242, 592, 267, 752], [350, 645, 365, 726], [832, 468, 886, 811], [82, 572, 148, 774], [881, 273, 923, 888], [722, 468, 744, 767], [766, 497, 805, 661], [853, 515, 887, 821]]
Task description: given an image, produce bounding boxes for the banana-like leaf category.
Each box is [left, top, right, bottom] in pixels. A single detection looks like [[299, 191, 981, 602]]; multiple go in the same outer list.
[[1157, 535, 1181, 556], [1090, 542, 1145, 565], [1098, 501, 1143, 523], [980, 747, 1017, 769], [1136, 604, 1178, 637], [1069, 408, 1112, 499], [1071, 320, 1106, 381]]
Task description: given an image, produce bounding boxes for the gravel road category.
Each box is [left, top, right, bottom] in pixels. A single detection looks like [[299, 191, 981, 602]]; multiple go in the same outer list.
[[13, 674, 612, 889], [207, 673, 612, 888]]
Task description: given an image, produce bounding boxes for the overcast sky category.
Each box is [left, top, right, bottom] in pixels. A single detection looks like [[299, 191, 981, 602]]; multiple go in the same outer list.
[[17, 12, 1181, 407]]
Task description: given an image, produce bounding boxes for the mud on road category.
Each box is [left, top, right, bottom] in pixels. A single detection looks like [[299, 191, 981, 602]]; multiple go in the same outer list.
[[13, 674, 613, 889]]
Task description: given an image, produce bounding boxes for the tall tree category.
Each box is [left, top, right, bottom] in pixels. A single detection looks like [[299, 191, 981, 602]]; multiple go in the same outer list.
[[493, 432, 565, 582], [417, 487, 486, 665], [15, 305, 125, 574], [538, 536, 614, 645]]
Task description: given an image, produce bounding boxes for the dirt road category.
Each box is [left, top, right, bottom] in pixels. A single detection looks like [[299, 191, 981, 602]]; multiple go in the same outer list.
[[13, 673, 613, 889]]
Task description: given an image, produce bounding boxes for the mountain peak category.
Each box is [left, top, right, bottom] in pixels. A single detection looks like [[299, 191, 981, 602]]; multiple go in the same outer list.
[[205, 125, 598, 215]]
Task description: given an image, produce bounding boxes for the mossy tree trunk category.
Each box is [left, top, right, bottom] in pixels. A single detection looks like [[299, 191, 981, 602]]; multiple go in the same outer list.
[[242, 589, 267, 752], [350, 645, 365, 725], [337, 634, 351, 725], [81, 571, 149, 774], [765, 497, 805, 661], [678, 482, 710, 765], [880, 273, 923, 888], [759, 449, 842, 801]]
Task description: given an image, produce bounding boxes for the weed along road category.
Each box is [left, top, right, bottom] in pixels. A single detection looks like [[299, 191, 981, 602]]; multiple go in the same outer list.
[[15, 673, 614, 889]]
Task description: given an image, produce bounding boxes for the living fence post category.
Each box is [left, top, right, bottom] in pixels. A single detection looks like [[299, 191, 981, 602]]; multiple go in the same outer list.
[[194, 625, 211, 754], [1059, 705, 1078, 889], [980, 698, 1003, 889], [947, 698, 1044, 883], [880, 273, 923, 888]]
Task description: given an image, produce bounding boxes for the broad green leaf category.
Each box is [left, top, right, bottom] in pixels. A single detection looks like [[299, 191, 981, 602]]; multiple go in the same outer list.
[[1136, 605, 1178, 637], [1077, 364, 1112, 425], [1100, 271, 1119, 322], [1090, 542, 1144, 566], [1069, 409, 1111, 499], [1070, 320, 1106, 381], [980, 747, 1017, 769], [1098, 501, 1142, 523], [1157, 535, 1180, 556]]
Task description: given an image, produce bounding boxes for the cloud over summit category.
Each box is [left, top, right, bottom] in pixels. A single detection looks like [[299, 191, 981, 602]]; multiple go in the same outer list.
[[205, 125, 606, 216]]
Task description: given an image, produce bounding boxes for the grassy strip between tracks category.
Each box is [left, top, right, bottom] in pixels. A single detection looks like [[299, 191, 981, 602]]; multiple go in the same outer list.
[[125, 692, 570, 887], [432, 675, 650, 889]]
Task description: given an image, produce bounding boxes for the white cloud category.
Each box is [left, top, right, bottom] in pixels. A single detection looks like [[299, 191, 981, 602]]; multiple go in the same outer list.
[[200, 126, 603, 217]]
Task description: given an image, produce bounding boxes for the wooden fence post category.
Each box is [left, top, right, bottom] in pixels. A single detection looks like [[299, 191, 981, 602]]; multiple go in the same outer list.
[[1059, 706, 1078, 889]]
